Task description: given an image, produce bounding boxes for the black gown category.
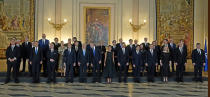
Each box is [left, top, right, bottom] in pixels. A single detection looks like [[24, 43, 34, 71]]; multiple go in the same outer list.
[[161, 52, 171, 77], [103, 52, 115, 78]]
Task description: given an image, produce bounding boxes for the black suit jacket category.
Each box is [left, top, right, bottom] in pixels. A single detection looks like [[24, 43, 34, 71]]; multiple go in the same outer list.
[[6, 46, 19, 64], [47, 50, 58, 65], [174, 47, 187, 65], [89, 47, 101, 64], [132, 50, 144, 66], [16, 45, 22, 61], [145, 50, 158, 66], [192, 49, 205, 65], [117, 48, 129, 65], [142, 43, 150, 51], [52, 42, 61, 51], [63, 49, 76, 65], [30, 47, 43, 64], [22, 42, 32, 58], [126, 44, 135, 57], [78, 49, 90, 64]]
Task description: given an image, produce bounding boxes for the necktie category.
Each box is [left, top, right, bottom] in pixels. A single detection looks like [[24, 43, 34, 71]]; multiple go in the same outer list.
[[35, 47, 38, 54], [123, 48, 125, 54], [93, 48, 95, 56], [11, 46, 14, 51], [68, 49, 71, 54], [43, 39, 45, 45], [151, 50, 153, 55], [83, 50, 85, 56]]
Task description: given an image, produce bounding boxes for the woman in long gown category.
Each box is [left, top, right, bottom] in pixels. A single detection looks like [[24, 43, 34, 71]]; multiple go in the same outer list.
[[160, 46, 171, 82], [103, 45, 115, 83], [58, 41, 67, 77]]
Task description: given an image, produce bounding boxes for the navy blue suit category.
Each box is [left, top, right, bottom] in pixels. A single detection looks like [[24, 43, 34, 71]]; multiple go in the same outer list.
[[146, 49, 158, 82], [168, 43, 176, 72], [117, 48, 129, 82], [63, 49, 76, 82], [30, 47, 43, 82], [21, 42, 32, 72], [38, 39, 49, 75], [90, 47, 101, 82], [132, 50, 144, 82], [47, 50, 58, 82], [78, 48, 90, 82], [174, 47, 187, 82], [192, 49, 205, 81]]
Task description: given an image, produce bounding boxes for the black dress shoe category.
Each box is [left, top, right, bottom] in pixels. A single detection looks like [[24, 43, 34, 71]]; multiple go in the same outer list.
[[199, 80, 203, 83], [47, 80, 51, 83], [53, 80, 57, 84]]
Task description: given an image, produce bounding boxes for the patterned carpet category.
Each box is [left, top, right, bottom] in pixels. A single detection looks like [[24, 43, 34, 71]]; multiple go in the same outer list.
[[0, 81, 207, 97]]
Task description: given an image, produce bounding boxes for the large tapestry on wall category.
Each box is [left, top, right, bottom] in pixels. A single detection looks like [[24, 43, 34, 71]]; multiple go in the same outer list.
[[0, 0, 35, 58], [84, 7, 110, 45], [157, 0, 194, 58]]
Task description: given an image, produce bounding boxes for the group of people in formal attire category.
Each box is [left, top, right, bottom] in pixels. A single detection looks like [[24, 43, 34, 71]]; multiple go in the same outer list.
[[5, 34, 206, 84]]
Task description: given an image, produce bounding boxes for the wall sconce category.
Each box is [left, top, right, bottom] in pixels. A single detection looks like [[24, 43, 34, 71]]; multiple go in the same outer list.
[[129, 19, 146, 32], [48, 18, 68, 31]]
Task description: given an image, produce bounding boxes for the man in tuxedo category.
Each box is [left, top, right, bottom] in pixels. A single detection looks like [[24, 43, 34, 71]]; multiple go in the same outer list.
[[21, 36, 32, 72], [30, 41, 43, 83], [63, 43, 76, 83], [64, 38, 71, 47], [174, 43, 187, 82], [112, 40, 118, 72], [72, 37, 82, 48], [47, 43, 58, 83], [117, 42, 129, 83], [145, 44, 158, 82], [142, 37, 150, 51], [15, 40, 22, 73], [72, 41, 81, 76], [38, 34, 49, 76], [78, 43, 90, 83], [97, 41, 106, 72], [132, 45, 144, 83], [89, 42, 102, 83], [5, 38, 20, 83], [192, 43, 205, 82], [168, 39, 176, 72]]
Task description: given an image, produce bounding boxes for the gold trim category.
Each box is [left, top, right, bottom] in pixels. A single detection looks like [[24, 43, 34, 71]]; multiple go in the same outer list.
[[83, 6, 111, 45]]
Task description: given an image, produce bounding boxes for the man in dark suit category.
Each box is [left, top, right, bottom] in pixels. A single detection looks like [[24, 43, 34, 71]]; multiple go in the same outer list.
[[174, 43, 187, 82], [63, 43, 76, 83], [152, 41, 161, 75], [89, 42, 102, 83], [145, 44, 158, 82], [5, 38, 20, 83], [118, 42, 129, 83], [78, 43, 90, 83], [132, 45, 144, 83], [133, 39, 138, 50], [142, 37, 150, 51], [30, 41, 43, 83], [21, 36, 32, 72], [72, 41, 81, 76], [127, 39, 135, 72], [15, 40, 22, 73], [97, 41, 106, 72], [192, 43, 205, 82], [47, 43, 58, 83], [168, 39, 176, 72], [180, 39, 187, 71], [38, 34, 49, 76], [52, 37, 60, 71], [112, 40, 118, 72]]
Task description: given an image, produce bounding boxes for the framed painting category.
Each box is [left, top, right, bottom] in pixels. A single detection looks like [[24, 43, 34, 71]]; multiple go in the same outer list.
[[0, 0, 35, 58], [156, 0, 194, 58], [84, 7, 111, 45]]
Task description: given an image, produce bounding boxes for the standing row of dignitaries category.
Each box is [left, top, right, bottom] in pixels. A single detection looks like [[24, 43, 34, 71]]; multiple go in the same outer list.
[[5, 34, 206, 84]]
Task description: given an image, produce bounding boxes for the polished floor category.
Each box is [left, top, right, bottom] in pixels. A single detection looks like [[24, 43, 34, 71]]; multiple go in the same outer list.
[[0, 81, 208, 97]]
